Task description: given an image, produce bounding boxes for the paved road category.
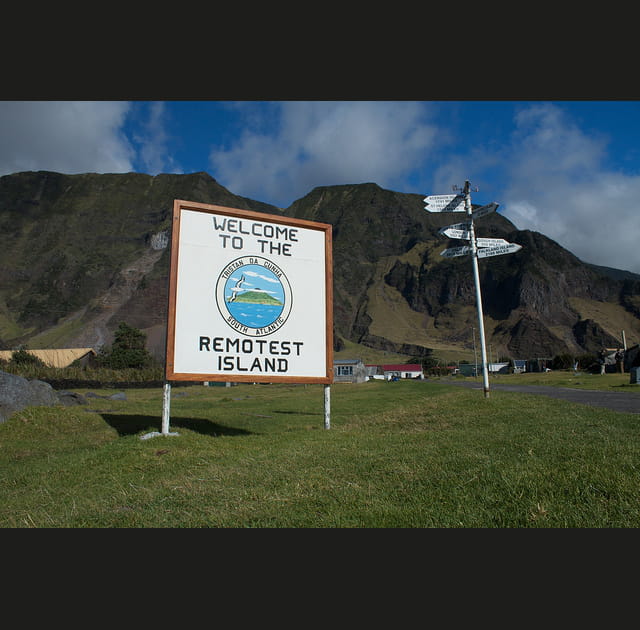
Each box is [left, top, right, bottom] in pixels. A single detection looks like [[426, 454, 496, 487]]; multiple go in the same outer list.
[[441, 380, 640, 414]]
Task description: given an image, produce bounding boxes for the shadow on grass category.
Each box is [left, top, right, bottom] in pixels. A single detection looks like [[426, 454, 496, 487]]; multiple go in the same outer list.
[[100, 414, 253, 437]]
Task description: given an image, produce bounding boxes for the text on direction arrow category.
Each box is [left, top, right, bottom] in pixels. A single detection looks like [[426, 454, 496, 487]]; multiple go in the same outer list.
[[441, 228, 471, 240], [476, 243, 522, 258], [438, 221, 470, 234], [440, 245, 472, 257], [424, 193, 466, 212], [424, 193, 461, 203], [475, 238, 510, 248]]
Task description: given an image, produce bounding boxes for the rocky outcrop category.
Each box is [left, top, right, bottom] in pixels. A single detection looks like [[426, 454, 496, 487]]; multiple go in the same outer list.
[[0, 370, 60, 422], [0, 370, 87, 423]]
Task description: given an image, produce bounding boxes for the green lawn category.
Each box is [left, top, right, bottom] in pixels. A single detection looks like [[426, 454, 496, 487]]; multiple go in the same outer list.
[[1, 378, 639, 528], [441, 369, 638, 392]]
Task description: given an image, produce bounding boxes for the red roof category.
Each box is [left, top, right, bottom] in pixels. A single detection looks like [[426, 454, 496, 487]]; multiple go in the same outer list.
[[381, 364, 423, 371]]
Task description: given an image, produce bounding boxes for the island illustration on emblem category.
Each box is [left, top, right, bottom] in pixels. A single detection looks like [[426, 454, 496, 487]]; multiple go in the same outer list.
[[217, 259, 292, 334]]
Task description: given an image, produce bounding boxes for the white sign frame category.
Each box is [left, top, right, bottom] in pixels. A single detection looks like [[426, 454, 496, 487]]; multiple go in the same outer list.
[[165, 200, 334, 385]]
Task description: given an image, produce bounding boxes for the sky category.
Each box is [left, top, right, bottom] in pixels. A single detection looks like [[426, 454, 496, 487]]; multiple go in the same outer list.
[[1, 99, 639, 274]]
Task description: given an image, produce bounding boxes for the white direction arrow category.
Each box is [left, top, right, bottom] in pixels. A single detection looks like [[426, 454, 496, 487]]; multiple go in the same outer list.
[[477, 242, 522, 258], [472, 201, 499, 219], [441, 228, 471, 240], [440, 245, 472, 258], [438, 221, 470, 236], [424, 194, 466, 212], [476, 237, 510, 248]]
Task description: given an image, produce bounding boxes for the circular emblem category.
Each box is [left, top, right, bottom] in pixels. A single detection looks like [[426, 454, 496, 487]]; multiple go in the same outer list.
[[215, 256, 292, 336]]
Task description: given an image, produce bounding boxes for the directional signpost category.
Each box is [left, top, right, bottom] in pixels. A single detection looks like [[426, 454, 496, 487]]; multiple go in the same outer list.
[[438, 221, 471, 240], [475, 238, 510, 248], [424, 194, 466, 212], [477, 242, 522, 258], [441, 245, 472, 258], [438, 221, 470, 233], [440, 234, 511, 248], [425, 181, 523, 398], [440, 227, 472, 240]]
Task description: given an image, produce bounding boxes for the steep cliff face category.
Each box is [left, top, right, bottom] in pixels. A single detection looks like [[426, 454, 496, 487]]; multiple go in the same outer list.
[[374, 221, 636, 357], [287, 183, 430, 344]]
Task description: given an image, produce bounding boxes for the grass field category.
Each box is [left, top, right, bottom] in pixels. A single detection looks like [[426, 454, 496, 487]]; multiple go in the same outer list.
[[441, 370, 638, 392], [1, 374, 639, 528]]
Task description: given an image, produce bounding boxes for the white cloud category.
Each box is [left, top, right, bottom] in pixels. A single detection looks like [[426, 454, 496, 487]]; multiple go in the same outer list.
[[0, 101, 135, 175], [209, 101, 438, 206], [243, 270, 279, 283], [133, 102, 182, 175], [500, 103, 640, 274]]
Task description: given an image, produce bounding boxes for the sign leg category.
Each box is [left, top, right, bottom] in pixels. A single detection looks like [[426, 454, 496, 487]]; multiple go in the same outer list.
[[162, 381, 171, 434], [140, 381, 179, 440], [324, 385, 331, 429]]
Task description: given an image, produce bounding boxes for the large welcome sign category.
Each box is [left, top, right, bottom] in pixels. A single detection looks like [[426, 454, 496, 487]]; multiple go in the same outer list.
[[165, 200, 333, 384]]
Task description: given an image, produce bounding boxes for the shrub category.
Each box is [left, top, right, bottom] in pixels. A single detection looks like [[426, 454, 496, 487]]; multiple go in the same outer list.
[[10, 348, 46, 367], [552, 353, 574, 370], [96, 322, 157, 370], [572, 353, 598, 372]]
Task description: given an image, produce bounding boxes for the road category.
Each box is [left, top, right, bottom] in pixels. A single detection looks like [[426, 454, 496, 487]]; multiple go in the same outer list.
[[441, 380, 640, 414]]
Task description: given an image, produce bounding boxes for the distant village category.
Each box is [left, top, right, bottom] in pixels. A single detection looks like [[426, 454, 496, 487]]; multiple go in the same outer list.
[[334, 344, 640, 384], [2, 343, 639, 386]]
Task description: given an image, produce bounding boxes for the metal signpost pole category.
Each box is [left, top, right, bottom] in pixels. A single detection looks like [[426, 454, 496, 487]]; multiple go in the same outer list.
[[464, 182, 491, 398]]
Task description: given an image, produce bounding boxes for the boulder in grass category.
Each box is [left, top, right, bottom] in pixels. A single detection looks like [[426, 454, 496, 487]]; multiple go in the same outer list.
[[0, 370, 61, 422], [57, 390, 89, 406], [0, 370, 94, 421]]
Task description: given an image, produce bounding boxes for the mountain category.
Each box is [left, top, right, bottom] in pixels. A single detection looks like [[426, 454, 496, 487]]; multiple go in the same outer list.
[[288, 183, 639, 360], [1, 171, 638, 364], [0, 171, 279, 355]]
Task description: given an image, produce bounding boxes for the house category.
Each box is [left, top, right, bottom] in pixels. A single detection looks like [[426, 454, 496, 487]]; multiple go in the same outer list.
[[0, 348, 97, 368], [527, 358, 553, 372], [381, 364, 424, 380], [458, 363, 480, 377], [333, 359, 368, 383], [459, 360, 525, 376]]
